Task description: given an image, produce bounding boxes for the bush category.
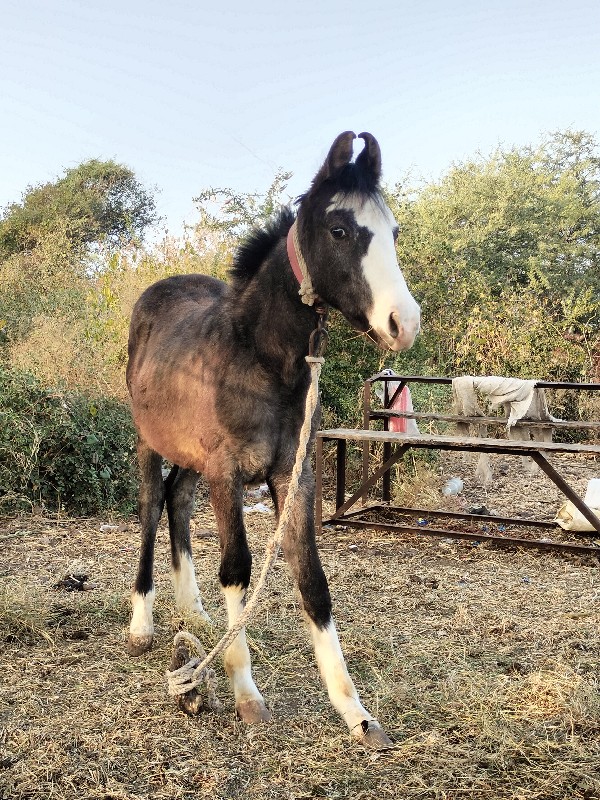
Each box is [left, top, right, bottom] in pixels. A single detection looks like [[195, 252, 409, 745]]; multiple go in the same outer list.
[[0, 367, 138, 514]]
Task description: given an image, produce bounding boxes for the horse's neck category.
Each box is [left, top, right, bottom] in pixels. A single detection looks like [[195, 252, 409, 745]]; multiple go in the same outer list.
[[229, 243, 318, 386]]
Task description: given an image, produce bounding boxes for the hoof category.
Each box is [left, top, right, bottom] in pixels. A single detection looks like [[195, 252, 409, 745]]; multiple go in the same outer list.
[[236, 698, 272, 724], [353, 719, 394, 750], [127, 634, 153, 656]]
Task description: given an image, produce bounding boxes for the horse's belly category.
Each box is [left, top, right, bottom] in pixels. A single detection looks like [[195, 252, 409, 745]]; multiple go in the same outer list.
[[131, 368, 277, 481], [130, 359, 214, 470], [137, 412, 275, 483]]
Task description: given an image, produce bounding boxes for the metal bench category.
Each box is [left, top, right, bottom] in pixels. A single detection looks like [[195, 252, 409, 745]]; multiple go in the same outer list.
[[315, 376, 600, 555]]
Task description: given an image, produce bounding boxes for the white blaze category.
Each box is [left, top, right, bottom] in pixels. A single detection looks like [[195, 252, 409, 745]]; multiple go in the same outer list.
[[328, 194, 420, 351]]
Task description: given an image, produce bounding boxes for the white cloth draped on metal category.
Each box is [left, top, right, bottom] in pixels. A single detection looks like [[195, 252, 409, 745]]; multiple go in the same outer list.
[[451, 375, 558, 485], [451, 375, 549, 429]]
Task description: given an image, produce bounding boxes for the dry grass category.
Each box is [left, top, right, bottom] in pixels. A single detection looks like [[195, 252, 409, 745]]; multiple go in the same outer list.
[[1, 491, 600, 799], [8, 314, 127, 399]]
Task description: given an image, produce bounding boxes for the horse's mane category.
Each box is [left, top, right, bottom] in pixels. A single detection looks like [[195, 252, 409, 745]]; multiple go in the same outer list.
[[230, 160, 381, 287], [229, 207, 295, 286]]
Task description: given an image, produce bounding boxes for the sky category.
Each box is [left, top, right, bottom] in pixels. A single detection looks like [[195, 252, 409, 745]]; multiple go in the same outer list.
[[2, 0, 600, 239]]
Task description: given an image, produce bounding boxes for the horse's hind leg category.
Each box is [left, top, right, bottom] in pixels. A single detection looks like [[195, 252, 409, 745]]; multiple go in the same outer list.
[[128, 438, 164, 656], [210, 476, 271, 723], [165, 468, 210, 622]]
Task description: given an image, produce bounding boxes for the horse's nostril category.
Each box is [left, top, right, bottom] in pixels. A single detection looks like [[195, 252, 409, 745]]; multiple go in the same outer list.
[[389, 312, 400, 340]]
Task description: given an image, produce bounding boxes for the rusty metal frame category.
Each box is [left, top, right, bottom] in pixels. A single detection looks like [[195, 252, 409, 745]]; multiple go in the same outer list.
[[315, 376, 600, 556]]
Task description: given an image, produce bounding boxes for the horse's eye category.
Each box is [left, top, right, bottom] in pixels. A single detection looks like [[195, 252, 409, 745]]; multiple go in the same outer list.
[[330, 227, 347, 240]]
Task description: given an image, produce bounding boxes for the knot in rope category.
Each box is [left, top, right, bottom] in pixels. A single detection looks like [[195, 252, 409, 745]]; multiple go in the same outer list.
[[165, 630, 222, 710]]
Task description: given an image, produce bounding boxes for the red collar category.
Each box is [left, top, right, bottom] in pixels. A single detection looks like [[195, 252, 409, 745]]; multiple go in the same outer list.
[[286, 223, 305, 287]]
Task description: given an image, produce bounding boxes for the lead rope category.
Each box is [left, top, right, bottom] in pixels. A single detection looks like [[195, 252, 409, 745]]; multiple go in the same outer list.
[[165, 346, 326, 706]]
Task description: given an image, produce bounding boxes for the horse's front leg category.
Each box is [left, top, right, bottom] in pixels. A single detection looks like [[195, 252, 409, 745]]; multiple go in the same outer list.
[[270, 466, 393, 749], [210, 474, 271, 723]]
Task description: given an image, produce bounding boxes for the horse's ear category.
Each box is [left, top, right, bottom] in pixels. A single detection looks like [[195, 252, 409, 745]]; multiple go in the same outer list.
[[356, 132, 382, 181], [310, 131, 356, 191], [327, 131, 356, 173]]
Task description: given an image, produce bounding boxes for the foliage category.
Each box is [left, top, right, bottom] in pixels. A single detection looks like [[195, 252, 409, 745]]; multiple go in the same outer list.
[[0, 366, 137, 514], [2, 132, 600, 513], [0, 227, 86, 346], [0, 160, 158, 351], [391, 130, 600, 380], [319, 313, 383, 428], [193, 169, 293, 241], [0, 159, 158, 260], [1, 229, 220, 398]]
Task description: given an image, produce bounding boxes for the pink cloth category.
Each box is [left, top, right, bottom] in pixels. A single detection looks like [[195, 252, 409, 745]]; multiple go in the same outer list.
[[389, 386, 410, 433]]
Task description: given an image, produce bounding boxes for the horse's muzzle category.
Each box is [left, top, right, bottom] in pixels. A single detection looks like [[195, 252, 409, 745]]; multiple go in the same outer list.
[[381, 309, 421, 351]]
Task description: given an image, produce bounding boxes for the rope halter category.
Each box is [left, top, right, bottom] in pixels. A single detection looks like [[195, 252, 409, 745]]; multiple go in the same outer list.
[[286, 220, 319, 306]]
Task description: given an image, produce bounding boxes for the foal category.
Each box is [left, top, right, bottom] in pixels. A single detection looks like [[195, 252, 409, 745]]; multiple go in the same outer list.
[[126, 131, 420, 747]]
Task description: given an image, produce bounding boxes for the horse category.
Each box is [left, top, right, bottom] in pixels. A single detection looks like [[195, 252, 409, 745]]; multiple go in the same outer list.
[[125, 131, 421, 748]]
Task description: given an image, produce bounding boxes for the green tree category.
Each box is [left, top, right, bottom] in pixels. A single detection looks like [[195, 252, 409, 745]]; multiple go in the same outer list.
[[390, 130, 600, 380], [0, 159, 157, 261], [0, 160, 158, 350]]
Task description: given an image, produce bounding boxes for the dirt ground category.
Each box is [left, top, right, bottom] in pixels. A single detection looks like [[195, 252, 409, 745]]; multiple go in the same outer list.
[[393, 449, 600, 552], [1, 451, 599, 800]]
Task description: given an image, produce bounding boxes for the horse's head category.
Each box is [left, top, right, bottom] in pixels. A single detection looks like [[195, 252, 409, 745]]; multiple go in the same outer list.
[[297, 131, 420, 352]]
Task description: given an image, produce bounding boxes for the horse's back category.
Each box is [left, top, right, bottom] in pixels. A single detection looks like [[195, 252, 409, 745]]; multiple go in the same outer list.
[[128, 273, 226, 363], [130, 274, 227, 325]]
